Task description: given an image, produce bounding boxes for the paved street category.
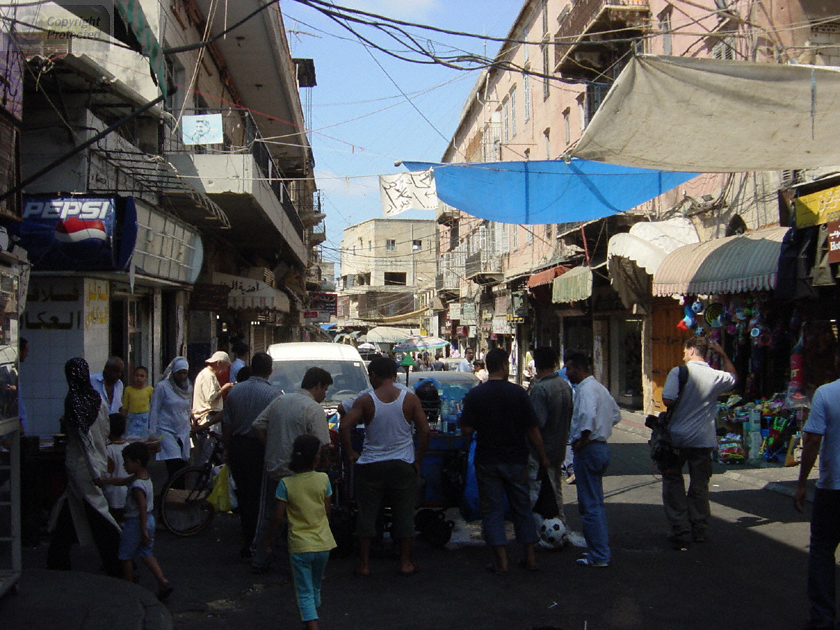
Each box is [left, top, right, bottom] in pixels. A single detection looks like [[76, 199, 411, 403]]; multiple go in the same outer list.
[[10, 421, 821, 630]]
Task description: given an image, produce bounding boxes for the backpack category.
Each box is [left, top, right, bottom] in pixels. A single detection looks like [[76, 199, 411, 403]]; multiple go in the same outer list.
[[645, 364, 688, 473]]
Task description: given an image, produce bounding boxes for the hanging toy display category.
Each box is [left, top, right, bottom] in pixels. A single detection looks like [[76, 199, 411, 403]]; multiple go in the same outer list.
[[705, 303, 724, 328], [786, 329, 809, 408], [677, 298, 696, 331]]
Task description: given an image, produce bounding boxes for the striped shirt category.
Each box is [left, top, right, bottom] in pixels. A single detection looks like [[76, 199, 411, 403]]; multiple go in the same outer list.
[[222, 376, 282, 438]]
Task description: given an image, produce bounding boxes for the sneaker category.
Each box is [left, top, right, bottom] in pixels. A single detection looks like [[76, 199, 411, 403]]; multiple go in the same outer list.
[[576, 556, 608, 567], [667, 533, 692, 551]]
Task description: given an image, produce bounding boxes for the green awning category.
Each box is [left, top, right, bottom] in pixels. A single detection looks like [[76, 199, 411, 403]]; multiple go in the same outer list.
[[552, 266, 593, 304], [116, 0, 167, 98]]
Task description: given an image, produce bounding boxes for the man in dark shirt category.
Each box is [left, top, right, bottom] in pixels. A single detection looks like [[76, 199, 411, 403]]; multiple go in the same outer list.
[[528, 346, 573, 526], [461, 348, 550, 574], [221, 352, 282, 561]]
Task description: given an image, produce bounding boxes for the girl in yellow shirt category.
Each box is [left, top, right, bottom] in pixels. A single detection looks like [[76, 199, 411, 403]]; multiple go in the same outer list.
[[122, 366, 154, 438], [266, 434, 336, 630]]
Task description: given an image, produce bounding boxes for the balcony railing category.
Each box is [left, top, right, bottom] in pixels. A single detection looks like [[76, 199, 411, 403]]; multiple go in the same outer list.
[[436, 270, 461, 292], [465, 251, 502, 280], [555, 0, 649, 45], [163, 107, 305, 239]]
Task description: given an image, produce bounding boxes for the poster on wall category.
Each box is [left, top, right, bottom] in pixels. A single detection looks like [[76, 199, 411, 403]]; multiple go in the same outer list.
[[182, 114, 224, 145]]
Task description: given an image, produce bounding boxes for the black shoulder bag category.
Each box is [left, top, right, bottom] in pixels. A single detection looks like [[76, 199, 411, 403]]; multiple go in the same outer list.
[[645, 364, 688, 473]]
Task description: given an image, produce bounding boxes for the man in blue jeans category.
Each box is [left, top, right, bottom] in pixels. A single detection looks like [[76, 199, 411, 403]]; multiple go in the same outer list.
[[564, 351, 621, 568], [795, 347, 840, 629], [460, 348, 550, 574]]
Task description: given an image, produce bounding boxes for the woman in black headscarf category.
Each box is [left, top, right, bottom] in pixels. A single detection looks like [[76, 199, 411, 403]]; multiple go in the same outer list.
[[47, 358, 122, 576]]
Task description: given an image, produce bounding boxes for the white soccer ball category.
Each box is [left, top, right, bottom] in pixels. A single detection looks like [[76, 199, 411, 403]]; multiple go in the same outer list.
[[539, 517, 567, 549]]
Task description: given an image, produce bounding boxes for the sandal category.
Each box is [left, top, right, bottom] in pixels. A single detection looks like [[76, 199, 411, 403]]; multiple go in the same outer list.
[[157, 585, 174, 601], [399, 564, 420, 577], [485, 563, 507, 575]]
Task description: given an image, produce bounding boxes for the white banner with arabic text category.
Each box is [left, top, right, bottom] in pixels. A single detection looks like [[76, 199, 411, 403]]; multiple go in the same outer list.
[[379, 169, 437, 216]]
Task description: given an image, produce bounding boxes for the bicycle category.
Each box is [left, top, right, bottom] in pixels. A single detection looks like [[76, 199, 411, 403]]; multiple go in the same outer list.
[[159, 429, 225, 536]]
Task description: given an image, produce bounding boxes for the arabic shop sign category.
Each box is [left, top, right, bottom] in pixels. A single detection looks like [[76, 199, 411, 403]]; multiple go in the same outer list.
[[828, 221, 840, 265], [16, 195, 137, 272], [23, 277, 109, 331], [309, 292, 337, 315], [794, 185, 840, 228]]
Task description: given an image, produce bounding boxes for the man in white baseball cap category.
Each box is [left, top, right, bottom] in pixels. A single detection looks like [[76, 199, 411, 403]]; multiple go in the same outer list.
[[192, 350, 233, 465]]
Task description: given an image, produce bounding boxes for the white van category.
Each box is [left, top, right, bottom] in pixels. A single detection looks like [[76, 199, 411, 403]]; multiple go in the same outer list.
[[266, 342, 370, 411]]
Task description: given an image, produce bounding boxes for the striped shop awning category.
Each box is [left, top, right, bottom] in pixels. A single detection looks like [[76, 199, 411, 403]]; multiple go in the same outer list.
[[652, 226, 789, 297], [527, 264, 568, 289], [552, 266, 593, 304]]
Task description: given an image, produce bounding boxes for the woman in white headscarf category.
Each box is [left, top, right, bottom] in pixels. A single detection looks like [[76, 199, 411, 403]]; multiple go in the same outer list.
[[149, 357, 193, 481]]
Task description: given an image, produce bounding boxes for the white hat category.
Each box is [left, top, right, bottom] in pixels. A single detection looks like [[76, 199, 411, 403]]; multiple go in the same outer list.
[[206, 351, 231, 364]]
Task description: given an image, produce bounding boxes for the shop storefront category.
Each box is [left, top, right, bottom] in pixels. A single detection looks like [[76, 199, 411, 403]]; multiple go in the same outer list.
[[189, 271, 295, 372], [17, 195, 202, 437], [651, 225, 808, 465]]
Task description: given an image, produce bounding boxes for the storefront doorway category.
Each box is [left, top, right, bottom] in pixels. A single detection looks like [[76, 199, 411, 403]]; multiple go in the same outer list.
[[110, 290, 152, 380]]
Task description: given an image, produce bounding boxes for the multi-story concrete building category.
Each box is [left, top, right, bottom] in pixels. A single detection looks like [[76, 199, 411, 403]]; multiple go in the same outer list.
[[437, 0, 838, 411], [7, 0, 324, 436], [338, 218, 436, 329]]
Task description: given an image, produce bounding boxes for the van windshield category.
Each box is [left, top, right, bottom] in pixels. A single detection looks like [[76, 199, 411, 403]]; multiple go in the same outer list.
[[269, 360, 369, 405]]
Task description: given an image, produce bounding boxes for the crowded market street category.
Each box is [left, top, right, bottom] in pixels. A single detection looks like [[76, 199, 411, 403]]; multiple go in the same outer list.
[[7, 416, 816, 630]]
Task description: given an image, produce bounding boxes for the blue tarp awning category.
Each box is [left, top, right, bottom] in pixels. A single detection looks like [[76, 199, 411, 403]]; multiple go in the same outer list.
[[403, 159, 697, 225]]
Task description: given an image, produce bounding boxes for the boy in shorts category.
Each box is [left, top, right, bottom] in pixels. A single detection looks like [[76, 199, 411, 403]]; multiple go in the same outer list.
[[100, 442, 173, 600]]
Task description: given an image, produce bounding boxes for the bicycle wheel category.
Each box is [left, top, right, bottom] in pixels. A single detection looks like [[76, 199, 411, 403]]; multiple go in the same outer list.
[[160, 466, 215, 536]]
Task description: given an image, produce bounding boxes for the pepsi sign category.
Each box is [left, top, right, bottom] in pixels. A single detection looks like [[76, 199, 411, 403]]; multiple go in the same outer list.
[[23, 199, 113, 221], [15, 196, 137, 271]]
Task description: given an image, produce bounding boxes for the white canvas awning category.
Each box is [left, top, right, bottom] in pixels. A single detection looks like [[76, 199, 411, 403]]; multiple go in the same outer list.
[[608, 218, 700, 274], [574, 56, 840, 172], [607, 218, 699, 309], [212, 272, 290, 312], [362, 326, 417, 344]]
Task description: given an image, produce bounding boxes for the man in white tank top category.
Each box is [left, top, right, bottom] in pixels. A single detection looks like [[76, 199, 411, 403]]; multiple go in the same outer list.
[[340, 356, 430, 577]]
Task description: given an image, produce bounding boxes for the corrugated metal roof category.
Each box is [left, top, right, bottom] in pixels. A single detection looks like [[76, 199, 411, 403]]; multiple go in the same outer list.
[[552, 266, 593, 304], [652, 226, 789, 297]]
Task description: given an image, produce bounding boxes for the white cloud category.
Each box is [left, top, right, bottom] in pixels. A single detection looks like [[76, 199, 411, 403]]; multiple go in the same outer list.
[[315, 170, 378, 199]]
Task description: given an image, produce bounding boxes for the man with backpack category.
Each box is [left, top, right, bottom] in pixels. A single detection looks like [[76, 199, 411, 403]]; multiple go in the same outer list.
[[661, 336, 737, 550]]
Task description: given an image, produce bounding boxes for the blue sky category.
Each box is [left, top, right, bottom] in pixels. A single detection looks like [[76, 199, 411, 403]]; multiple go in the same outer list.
[[281, 0, 523, 266]]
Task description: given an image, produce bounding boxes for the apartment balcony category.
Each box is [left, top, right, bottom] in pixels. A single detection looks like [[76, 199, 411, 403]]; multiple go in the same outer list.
[[554, 0, 650, 81], [437, 204, 459, 225], [465, 251, 503, 285], [435, 270, 461, 297], [163, 108, 308, 265], [302, 210, 327, 228], [167, 150, 307, 265], [358, 291, 416, 321], [309, 227, 326, 246], [16, 22, 161, 111]]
